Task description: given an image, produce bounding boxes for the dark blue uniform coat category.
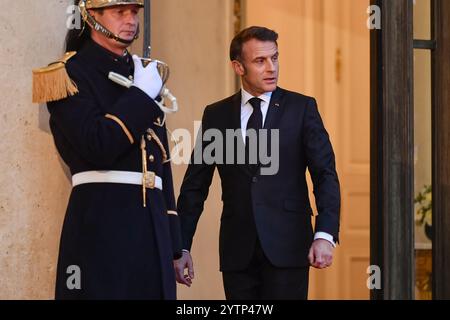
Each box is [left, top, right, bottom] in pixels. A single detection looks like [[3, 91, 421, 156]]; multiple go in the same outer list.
[[48, 39, 181, 299]]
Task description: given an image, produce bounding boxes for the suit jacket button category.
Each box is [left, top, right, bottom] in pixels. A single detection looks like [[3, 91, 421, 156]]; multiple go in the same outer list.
[[149, 155, 155, 163], [252, 177, 258, 183]]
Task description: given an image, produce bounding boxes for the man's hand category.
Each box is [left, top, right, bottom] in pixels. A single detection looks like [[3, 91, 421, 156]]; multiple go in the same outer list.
[[174, 251, 195, 287], [132, 55, 163, 100], [308, 239, 334, 269]]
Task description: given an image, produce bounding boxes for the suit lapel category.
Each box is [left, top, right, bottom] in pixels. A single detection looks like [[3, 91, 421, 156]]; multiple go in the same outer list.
[[230, 91, 253, 176], [229, 88, 286, 177], [264, 87, 285, 130], [230, 87, 285, 132], [254, 87, 286, 176], [231, 91, 242, 131]]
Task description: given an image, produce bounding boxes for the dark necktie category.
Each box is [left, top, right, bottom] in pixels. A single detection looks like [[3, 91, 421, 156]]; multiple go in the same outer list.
[[246, 97, 263, 170], [247, 97, 263, 131]]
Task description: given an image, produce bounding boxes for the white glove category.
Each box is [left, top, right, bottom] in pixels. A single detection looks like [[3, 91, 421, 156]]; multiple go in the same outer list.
[[132, 55, 163, 100]]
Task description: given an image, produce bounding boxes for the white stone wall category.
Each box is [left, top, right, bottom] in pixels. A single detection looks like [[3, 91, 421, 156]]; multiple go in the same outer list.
[[0, 0, 73, 299]]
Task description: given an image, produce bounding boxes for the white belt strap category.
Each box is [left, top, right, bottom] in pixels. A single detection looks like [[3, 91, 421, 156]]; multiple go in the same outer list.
[[72, 171, 163, 190]]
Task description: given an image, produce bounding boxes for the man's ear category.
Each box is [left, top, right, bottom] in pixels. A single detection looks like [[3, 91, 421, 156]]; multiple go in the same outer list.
[[88, 9, 96, 19], [231, 60, 245, 76]]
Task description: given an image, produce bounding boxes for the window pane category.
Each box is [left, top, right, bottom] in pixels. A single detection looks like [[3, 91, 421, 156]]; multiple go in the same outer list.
[[413, 0, 431, 40], [413, 48, 432, 300]]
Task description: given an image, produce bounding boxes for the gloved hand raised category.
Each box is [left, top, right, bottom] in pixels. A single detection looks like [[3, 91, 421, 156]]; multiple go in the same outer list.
[[132, 55, 163, 100]]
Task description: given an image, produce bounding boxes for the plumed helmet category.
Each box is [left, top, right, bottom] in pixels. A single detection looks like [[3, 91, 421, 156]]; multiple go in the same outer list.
[[78, 0, 144, 44], [83, 0, 144, 9]]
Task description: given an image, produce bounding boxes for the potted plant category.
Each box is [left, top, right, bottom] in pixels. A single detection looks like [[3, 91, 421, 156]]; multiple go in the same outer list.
[[414, 184, 432, 241]]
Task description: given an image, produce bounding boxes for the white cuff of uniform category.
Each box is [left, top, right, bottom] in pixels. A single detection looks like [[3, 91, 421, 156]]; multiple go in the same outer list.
[[314, 232, 336, 247]]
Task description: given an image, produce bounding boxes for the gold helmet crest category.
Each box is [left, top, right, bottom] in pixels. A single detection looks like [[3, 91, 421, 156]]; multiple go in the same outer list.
[[83, 0, 144, 9]]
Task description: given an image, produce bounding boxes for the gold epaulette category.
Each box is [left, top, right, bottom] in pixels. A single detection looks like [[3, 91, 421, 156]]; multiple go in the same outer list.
[[32, 51, 79, 104]]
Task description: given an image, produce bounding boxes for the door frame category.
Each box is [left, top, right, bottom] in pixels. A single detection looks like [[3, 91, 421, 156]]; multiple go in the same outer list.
[[370, 0, 414, 300], [431, 0, 450, 300], [370, 0, 450, 300]]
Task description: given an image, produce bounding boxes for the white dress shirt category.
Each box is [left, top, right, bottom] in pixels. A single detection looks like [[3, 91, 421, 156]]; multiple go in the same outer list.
[[240, 89, 272, 142]]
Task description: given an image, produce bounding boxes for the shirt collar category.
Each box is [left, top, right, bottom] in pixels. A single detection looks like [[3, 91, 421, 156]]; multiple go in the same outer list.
[[78, 38, 133, 76], [241, 88, 273, 107], [89, 38, 130, 62]]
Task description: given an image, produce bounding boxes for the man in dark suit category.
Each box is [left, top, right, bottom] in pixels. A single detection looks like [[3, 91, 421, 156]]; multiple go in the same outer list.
[[174, 26, 340, 300]]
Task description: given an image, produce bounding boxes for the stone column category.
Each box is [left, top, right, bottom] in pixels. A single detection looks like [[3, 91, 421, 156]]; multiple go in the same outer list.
[[0, 0, 73, 299]]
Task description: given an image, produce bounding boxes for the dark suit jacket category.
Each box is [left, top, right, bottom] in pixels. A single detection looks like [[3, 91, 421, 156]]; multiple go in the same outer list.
[[177, 87, 340, 272]]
